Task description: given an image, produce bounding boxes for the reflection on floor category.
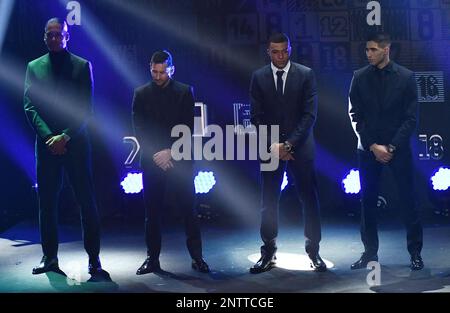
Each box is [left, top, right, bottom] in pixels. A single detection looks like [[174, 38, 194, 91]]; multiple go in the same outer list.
[[1, 218, 450, 293]]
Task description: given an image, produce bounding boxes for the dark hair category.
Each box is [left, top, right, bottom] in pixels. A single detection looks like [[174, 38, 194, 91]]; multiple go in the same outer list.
[[150, 50, 173, 66], [268, 33, 290, 46], [45, 17, 68, 32], [367, 32, 391, 48]]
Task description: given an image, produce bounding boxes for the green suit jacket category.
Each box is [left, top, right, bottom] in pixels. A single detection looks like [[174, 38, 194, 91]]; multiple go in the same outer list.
[[24, 50, 93, 143]]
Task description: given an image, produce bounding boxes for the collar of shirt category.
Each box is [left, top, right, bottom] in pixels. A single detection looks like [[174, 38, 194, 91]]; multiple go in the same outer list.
[[370, 60, 394, 73], [49, 49, 69, 68], [151, 79, 173, 92], [271, 61, 291, 93]]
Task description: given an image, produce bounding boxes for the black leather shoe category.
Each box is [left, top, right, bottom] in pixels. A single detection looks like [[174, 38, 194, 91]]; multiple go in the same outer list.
[[136, 257, 160, 275], [88, 256, 102, 275], [410, 254, 424, 271], [309, 254, 327, 272], [350, 253, 378, 270], [32, 256, 59, 275], [249, 254, 276, 274], [192, 258, 210, 273]]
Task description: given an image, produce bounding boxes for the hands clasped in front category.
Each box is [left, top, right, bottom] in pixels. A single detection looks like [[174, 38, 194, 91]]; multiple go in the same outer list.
[[46, 134, 68, 155], [270, 143, 295, 161], [370, 144, 393, 164], [153, 148, 174, 171]]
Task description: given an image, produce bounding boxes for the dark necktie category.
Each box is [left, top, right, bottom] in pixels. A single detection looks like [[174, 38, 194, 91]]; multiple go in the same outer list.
[[276, 70, 284, 97]]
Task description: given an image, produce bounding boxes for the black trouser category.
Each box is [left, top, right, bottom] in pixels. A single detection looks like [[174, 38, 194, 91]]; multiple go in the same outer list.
[[260, 159, 322, 257], [142, 161, 202, 261], [357, 148, 423, 257], [36, 139, 100, 259]]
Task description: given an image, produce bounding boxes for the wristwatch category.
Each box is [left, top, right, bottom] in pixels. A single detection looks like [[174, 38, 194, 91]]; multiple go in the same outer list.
[[387, 144, 396, 153], [283, 141, 293, 153]]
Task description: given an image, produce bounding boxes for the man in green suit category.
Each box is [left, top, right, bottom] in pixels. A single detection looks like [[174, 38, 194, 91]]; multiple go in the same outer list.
[[24, 17, 104, 276]]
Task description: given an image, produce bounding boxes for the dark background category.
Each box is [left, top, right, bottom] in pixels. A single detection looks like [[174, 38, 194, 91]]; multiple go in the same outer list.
[[0, 0, 449, 230]]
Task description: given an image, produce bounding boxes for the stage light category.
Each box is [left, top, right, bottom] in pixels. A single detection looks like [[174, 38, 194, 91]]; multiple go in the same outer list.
[[0, 98, 36, 181], [57, 0, 143, 88], [248, 252, 334, 271], [342, 169, 361, 194], [120, 172, 143, 194], [431, 167, 450, 191], [0, 0, 14, 53], [120, 171, 217, 194], [194, 171, 216, 194], [281, 171, 288, 191], [429, 167, 450, 217]]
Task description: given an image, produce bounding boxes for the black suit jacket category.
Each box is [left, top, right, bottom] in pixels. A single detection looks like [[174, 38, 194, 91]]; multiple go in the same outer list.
[[250, 62, 318, 160], [348, 61, 418, 152], [24, 51, 93, 147], [132, 80, 194, 167]]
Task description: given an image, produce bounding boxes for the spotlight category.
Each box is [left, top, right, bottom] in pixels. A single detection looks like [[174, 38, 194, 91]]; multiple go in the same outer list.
[[120, 171, 218, 195], [431, 167, 450, 191], [248, 252, 334, 271], [341, 169, 361, 218], [281, 171, 288, 191], [0, 0, 14, 53], [429, 167, 450, 217], [342, 169, 361, 194], [120, 172, 143, 194], [194, 171, 216, 194]]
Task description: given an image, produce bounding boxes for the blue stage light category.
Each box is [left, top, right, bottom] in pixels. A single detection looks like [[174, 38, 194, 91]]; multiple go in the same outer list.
[[281, 171, 288, 191], [0, 0, 14, 53], [120, 172, 143, 194], [431, 167, 450, 191], [342, 169, 361, 194], [195, 171, 216, 194]]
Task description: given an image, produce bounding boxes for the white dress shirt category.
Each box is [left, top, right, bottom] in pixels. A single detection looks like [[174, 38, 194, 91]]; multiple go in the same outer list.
[[271, 61, 291, 94]]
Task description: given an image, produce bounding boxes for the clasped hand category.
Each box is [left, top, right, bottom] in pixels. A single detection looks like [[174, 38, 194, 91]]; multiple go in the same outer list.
[[153, 149, 174, 171], [370, 144, 393, 164], [270, 143, 295, 161], [46, 134, 67, 155]]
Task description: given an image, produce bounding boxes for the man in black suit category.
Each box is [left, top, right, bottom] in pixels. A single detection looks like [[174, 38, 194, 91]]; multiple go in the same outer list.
[[24, 18, 104, 276], [348, 33, 423, 271], [249, 33, 326, 273], [132, 50, 209, 274]]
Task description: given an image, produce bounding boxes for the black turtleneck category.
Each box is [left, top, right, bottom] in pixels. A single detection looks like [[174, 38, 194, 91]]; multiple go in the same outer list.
[[49, 49, 70, 76], [372, 61, 393, 107], [150, 79, 174, 124]]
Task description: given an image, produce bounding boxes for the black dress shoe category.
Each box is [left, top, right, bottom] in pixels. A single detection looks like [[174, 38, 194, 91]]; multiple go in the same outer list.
[[350, 253, 378, 270], [410, 254, 424, 271], [309, 254, 327, 272], [249, 254, 276, 274], [88, 256, 102, 275], [32, 256, 59, 275], [192, 258, 210, 273], [136, 257, 160, 275]]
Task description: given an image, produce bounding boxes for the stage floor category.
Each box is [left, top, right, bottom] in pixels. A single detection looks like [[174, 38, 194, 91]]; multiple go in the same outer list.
[[1, 218, 450, 293]]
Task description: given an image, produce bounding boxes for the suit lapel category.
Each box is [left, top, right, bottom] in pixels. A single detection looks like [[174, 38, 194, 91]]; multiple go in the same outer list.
[[283, 64, 297, 99], [382, 63, 401, 109], [39, 54, 54, 82], [263, 65, 277, 97]]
